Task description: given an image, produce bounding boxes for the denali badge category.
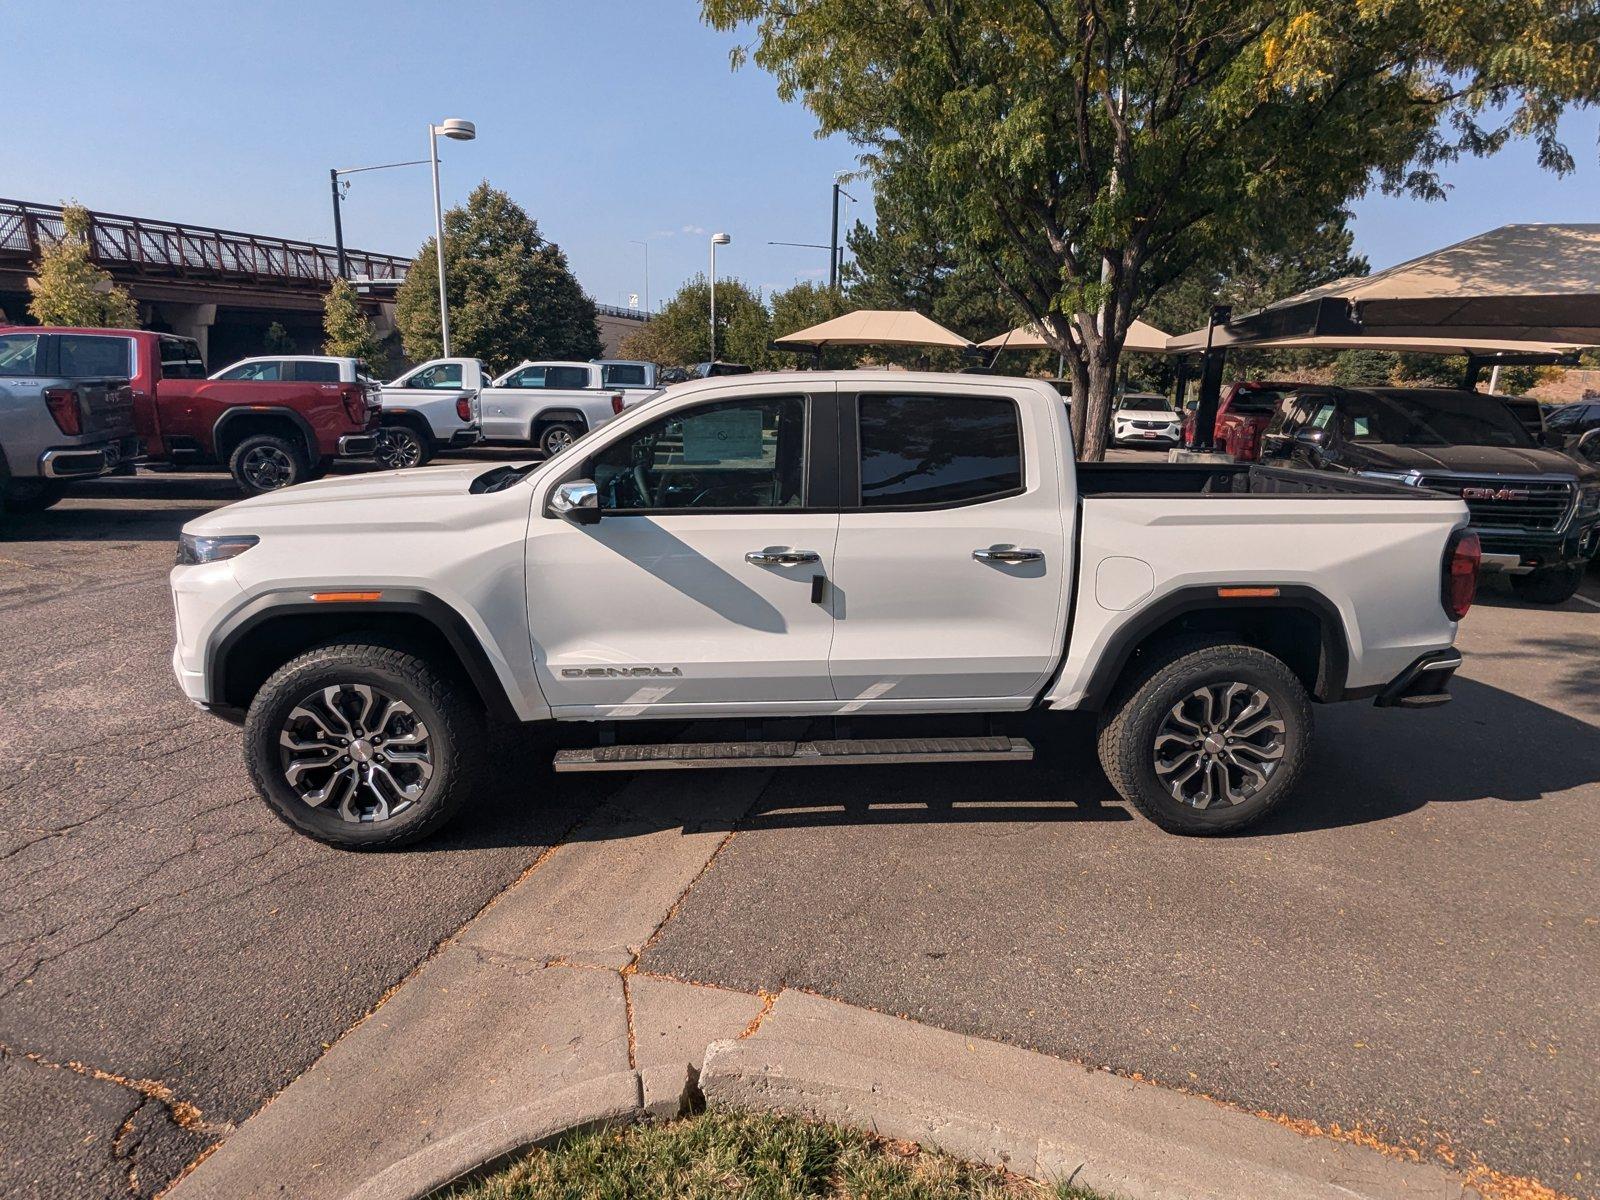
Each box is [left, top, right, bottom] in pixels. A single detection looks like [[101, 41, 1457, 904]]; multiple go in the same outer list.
[[560, 666, 684, 679], [1461, 486, 1530, 501]]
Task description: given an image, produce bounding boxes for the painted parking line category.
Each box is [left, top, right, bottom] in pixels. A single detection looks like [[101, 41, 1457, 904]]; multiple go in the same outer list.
[[1575, 592, 1600, 610]]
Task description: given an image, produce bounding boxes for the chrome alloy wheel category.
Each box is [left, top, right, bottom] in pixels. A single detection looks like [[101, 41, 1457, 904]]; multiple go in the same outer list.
[[543, 427, 575, 454], [374, 427, 424, 469], [240, 443, 296, 490], [1153, 682, 1285, 809], [278, 684, 433, 823]]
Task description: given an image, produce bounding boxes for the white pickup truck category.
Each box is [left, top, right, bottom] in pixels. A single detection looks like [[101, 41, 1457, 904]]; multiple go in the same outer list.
[[376, 359, 486, 469], [485, 360, 656, 453], [170, 370, 1476, 849]]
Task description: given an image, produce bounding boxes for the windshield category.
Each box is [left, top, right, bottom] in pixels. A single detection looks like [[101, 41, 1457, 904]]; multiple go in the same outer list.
[[1230, 388, 1286, 414], [1117, 394, 1171, 411], [1341, 391, 1536, 449]]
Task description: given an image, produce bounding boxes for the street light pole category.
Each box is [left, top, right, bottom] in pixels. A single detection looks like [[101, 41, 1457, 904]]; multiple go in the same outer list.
[[828, 174, 854, 292], [709, 232, 730, 361], [329, 168, 347, 279], [630, 239, 650, 312], [427, 117, 476, 359]]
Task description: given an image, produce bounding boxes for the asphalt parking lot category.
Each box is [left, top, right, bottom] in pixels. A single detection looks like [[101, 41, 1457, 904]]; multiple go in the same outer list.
[[2, 456, 1596, 1199]]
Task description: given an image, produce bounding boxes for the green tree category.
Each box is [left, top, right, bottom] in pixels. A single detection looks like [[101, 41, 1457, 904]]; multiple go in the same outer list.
[[704, 0, 1600, 458], [769, 280, 855, 367], [263, 321, 297, 355], [618, 275, 773, 368], [26, 203, 139, 328], [1331, 349, 1398, 387], [394, 183, 601, 372], [322, 278, 387, 376]]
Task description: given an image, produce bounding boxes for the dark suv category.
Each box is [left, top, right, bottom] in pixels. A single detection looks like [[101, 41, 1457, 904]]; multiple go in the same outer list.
[[1260, 386, 1600, 604]]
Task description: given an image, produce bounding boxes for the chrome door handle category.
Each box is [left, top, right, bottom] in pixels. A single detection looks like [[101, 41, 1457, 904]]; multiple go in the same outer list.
[[973, 544, 1043, 564], [745, 548, 821, 568]]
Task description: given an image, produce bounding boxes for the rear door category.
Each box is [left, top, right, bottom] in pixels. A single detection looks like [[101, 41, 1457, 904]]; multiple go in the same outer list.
[[826, 381, 1071, 705], [526, 380, 839, 715]]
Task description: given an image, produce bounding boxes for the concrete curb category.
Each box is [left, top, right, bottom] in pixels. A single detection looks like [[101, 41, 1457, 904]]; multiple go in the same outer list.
[[342, 1071, 645, 1200]]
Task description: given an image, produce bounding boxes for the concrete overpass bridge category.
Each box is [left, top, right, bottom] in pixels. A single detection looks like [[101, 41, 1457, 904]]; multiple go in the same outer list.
[[0, 199, 653, 366]]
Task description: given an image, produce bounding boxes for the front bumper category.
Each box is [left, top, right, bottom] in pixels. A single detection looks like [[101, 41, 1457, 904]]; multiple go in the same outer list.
[[1475, 520, 1600, 573], [39, 435, 141, 479], [1374, 649, 1462, 709], [1114, 424, 1181, 444]]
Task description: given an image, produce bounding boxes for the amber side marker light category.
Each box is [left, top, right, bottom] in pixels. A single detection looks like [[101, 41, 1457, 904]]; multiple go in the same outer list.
[[1217, 586, 1280, 598], [311, 591, 383, 603]]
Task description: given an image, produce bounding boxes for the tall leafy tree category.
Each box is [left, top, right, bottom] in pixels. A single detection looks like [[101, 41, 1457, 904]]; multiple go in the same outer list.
[[322, 278, 387, 375], [394, 183, 601, 372], [27, 204, 139, 328], [703, 0, 1600, 458], [769, 280, 856, 367], [618, 275, 774, 367]]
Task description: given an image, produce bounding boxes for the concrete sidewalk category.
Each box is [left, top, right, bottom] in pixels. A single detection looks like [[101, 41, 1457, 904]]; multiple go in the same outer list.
[[169, 768, 1488, 1200]]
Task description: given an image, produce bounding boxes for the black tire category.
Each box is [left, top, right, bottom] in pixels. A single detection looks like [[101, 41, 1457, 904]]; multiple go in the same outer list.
[[1508, 565, 1584, 605], [375, 423, 433, 470], [2, 479, 70, 514], [538, 422, 582, 458], [244, 640, 485, 849], [1096, 637, 1312, 835], [229, 433, 310, 495]]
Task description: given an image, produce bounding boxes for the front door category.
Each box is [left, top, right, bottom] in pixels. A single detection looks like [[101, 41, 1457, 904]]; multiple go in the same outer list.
[[526, 384, 839, 717], [826, 384, 1071, 705]]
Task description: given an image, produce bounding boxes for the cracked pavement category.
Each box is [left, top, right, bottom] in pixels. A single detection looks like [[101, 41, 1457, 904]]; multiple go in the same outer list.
[[0, 473, 605, 1199]]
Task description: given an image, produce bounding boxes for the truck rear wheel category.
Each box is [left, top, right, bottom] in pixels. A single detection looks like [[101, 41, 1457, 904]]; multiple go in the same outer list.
[[1508, 565, 1584, 605], [243, 640, 484, 849], [538, 422, 582, 457], [1096, 638, 1312, 835], [375, 424, 433, 470], [230, 433, 309, 495]]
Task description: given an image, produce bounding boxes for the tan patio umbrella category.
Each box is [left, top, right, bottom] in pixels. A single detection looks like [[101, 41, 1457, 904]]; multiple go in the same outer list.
[[773, 309, 974, 349], [1180, 224, 1600, 347], [980, 318, 1171, 354]]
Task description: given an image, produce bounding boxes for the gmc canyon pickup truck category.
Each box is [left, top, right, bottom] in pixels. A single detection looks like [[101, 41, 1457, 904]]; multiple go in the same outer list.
[[171, 371, 1475, 849]]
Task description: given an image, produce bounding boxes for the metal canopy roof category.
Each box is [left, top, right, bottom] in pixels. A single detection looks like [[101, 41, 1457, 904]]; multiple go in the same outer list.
[[979, 318, 1170, 353], [772, 309, 974, 349]]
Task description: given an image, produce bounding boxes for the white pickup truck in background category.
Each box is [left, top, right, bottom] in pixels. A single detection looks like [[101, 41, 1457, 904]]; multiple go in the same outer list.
[[170, 370, 1475, 849], [376, 358, 485, 468], [486, 360, 657, 453]]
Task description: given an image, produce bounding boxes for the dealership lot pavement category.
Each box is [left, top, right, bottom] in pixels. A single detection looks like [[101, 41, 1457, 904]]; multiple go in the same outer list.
[[2, 461, 1596, 1199], [0, 471, 610, 1199]]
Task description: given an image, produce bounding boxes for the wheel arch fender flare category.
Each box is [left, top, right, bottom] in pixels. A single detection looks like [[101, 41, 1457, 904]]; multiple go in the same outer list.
[[207, 588, 521, 723], [1072, 583, 1352, 710], [213, 406, 320, 465]]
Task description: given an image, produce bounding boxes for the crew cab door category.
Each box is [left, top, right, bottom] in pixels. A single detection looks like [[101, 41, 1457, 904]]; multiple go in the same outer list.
[[526, 381, 838, 716], [825, 382, 1071, 704]]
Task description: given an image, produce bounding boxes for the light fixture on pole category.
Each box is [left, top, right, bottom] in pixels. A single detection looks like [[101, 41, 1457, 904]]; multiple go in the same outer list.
[[629, 239, 650, 313], [709, 231, 731, 361], [428, 117, 476, 357]]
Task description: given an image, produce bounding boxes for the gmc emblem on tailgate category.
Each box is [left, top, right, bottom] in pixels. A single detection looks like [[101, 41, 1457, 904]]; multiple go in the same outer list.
[[1461, 486, 1530, 501]]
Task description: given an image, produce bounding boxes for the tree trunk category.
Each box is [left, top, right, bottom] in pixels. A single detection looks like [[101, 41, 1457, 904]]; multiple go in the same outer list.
[[1080, 366, 1116, 461], [1066, 353, 1090, 454]]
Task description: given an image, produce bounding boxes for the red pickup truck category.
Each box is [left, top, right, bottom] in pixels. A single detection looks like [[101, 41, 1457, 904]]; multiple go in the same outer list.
[[1181, 381, 1297, 461], [2, 327, 381, 494]]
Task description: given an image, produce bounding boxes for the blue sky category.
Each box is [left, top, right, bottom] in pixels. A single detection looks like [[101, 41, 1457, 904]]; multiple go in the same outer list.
[[10, 0, 1597, 317]]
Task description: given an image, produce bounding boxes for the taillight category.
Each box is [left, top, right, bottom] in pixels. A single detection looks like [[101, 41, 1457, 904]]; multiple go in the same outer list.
[[340, 385, 366, 425], [610, 392, 625, 415], [44, 387, 82, 436], [456, 396, 473, 422], [1443, 528, 1480, 621]]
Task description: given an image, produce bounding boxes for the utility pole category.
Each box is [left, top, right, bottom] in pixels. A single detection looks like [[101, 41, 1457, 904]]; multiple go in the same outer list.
[[329, 168, 347, 279], [828, 175, 854, 291]]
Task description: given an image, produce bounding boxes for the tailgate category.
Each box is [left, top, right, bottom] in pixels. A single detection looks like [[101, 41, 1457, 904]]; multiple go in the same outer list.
[[66, 378, 137, 439]]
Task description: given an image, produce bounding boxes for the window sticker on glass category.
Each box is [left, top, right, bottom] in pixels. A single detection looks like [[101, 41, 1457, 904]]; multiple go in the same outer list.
[[681, 409, 765, 464]]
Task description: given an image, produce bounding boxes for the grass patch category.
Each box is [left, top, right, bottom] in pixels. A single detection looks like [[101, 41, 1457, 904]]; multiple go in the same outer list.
[[442, 1107, 1111, 1199]]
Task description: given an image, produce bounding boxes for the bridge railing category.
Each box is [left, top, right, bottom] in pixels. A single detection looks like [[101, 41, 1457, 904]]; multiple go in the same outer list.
[[0, 199, 410, 288]]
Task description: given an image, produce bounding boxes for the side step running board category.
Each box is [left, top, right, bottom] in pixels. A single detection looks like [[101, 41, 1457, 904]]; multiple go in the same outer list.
[[553, 735, 1034, 773]]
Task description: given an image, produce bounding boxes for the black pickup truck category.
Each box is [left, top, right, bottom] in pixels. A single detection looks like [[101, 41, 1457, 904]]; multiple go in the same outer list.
[[1260, 386, 1600, 604]]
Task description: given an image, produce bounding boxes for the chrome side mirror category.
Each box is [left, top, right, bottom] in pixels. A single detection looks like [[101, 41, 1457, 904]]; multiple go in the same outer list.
[[550, 478, 601, 525]]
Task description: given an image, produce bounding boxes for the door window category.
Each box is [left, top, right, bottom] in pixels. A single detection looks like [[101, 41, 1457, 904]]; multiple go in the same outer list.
[[404, 363, 462, 389], [159, 338, 207, 378], [856, 395, 1022, 508], [589, 396, 806, 512], [59, 335, 132, 377], [295, 361, 341, 382], [0, 334, 39, 376], [602, 363, 648, 388], [502, 366, 546, 388], [218, 360, 282, 381]]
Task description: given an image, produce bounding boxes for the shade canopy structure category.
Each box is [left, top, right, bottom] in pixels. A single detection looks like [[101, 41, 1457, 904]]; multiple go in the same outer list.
[[1166, 329, 1593, 357], [980, 318, 1171, 354], [772, 309, 974, 349], [1190, 224, 1600, 348]]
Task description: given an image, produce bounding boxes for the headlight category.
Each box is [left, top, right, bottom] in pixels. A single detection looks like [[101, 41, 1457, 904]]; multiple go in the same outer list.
[[1579, 486, 1600, 515], [176, 533, 258, 565]]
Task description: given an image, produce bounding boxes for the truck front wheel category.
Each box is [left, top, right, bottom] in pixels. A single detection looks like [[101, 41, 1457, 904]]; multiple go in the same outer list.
[[243, 640, 484, 849], [1096, 639, 1312, 835], [230, 433, 309, 495]]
